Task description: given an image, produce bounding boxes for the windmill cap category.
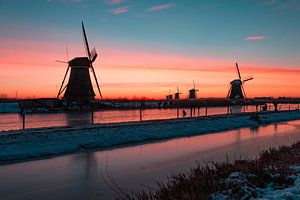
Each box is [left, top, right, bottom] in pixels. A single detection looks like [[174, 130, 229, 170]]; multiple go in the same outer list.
[[230, 79, 243, 85], [69, 57, 90, 67]]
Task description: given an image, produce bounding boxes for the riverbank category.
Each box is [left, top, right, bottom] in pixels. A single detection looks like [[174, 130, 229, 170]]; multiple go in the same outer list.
[[127, 141, 300, 200], [1, 110, 300, 164]]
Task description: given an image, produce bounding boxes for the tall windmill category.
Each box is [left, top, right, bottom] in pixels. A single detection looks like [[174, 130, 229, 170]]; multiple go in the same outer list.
[[227, 63, 253, 99], [57, 22, 103, 102], [174, 86, 182, 100], [188, 81, 198, 99]]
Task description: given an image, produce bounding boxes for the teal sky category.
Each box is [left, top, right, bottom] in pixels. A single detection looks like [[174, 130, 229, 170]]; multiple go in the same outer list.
[[0, 0, 299, 66]]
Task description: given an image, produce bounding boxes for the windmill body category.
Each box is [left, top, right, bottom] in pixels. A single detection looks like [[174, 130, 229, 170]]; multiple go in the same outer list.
[[174, 86, 181, 100], [188, 89, 197, 99], [63, 57, 95, 101], [228, 79, 244, 99], [57, 22, 103, 103], [227, 63, 253, 99], [188, 81, 198, 99]]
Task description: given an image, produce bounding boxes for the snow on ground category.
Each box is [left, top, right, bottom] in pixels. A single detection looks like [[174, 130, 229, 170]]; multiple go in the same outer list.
[[212, 166, 300, 200], [0, 102, 19, 113], [0, 110, 300, 162]]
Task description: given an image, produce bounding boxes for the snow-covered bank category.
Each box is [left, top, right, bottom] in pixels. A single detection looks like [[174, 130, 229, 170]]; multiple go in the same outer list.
[[1, 110, 300, 163], [212, 167, 300, 200]]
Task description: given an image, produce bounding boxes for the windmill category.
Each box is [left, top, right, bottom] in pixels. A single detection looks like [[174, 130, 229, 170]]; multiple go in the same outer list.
[[166, 90, 173, 100], [188, 81, 198, 99], [57, 22, 103, 102], [174, 86, 182, 100], [227, 63, 253, 99]]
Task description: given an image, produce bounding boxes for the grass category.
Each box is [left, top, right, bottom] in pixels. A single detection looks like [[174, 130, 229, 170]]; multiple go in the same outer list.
[[113, 142, 300, 200]]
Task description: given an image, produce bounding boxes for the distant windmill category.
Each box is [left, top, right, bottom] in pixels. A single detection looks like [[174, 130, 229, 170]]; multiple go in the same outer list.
[[174, 86, 182, 100], [57, 22, 103, 102], [166, 90, 173, 100], [188, 81, 198, 99], [227, 63, 253, 99]]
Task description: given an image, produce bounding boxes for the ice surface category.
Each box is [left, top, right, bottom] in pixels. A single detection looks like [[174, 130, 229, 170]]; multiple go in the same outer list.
[[1, 110, 300, 162]]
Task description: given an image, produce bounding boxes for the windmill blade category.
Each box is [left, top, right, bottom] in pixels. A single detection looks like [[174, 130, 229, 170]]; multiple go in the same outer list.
[[227, 85, 232, 98], [58, 84, 68, 97], [90, 64, 103, 99], [82, 22, 91, 60], [55, 60, 68, 64], [193, 80, 196, 89], [90, 47, 98, 63], [236, 62, 242, 80], [177, 86, 179, 93], [242, 76, 253, 83], [241, 84, 246, 99], [57, 65, 70, 99]]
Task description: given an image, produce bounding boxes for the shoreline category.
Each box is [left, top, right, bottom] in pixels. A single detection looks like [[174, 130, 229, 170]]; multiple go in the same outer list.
[[1, 110, 300, 164], [126, 141, 300, 200]]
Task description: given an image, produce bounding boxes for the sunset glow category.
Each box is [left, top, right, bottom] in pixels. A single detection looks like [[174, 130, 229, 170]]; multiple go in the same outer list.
[[0, 0, 299, 99]]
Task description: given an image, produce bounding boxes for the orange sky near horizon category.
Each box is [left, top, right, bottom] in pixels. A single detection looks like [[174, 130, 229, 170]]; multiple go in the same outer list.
[[1, 39, 300, 99]]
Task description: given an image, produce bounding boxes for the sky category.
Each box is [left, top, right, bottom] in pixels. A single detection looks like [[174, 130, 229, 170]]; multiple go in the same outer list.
[[0, 0, 299, 99]]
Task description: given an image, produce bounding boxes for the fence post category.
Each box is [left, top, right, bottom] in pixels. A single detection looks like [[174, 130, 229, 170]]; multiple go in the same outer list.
[[22, 112, 26, 130], [205, 106, 208, 116], [91, 111, 94, 124], [177, 107, 179, 119], [140, 102, 143, 122], [190, 107, 193, 118]]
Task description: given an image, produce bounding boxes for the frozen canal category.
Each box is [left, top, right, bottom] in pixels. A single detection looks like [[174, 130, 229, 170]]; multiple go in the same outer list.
[[1, 119, 300, 200]]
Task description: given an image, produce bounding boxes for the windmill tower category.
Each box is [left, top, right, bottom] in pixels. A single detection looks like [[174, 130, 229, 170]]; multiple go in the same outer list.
[[227, 63, 253, 99], [166, 90, 173, 100], [174, 86, 182, 100], [188, 81, 198, 99], [57, 22, 103, 102]]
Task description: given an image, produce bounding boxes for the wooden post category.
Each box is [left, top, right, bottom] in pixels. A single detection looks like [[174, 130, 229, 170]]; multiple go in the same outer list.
[[227, 106, 229, 114], [91, 111, 94, 124], [205, 106, 208, 116], [190, 107, 193, 118], [22, 112, 25, 130], [140, 102, 143, 122], [177, 107, 179, 119], [197, 107, 200, 116], [289, 105, 291, 110]]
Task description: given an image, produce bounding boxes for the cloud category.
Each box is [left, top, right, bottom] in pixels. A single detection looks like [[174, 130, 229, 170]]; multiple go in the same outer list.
[[148, 4, 176, 12], [108, 6, 128, 14], [245, 36, 267, 41], [105, 0, 123, 4], [262, 0, 300, 11], [62, 0, 83, 3]]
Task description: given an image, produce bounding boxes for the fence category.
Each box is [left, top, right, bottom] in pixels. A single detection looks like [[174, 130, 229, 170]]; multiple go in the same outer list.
[[0, 104, 299, 132]]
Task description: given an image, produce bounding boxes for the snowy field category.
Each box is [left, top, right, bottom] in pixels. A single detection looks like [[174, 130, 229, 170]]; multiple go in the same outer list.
[[0, 102, 19, 113], [1, 110, 300, 163]]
